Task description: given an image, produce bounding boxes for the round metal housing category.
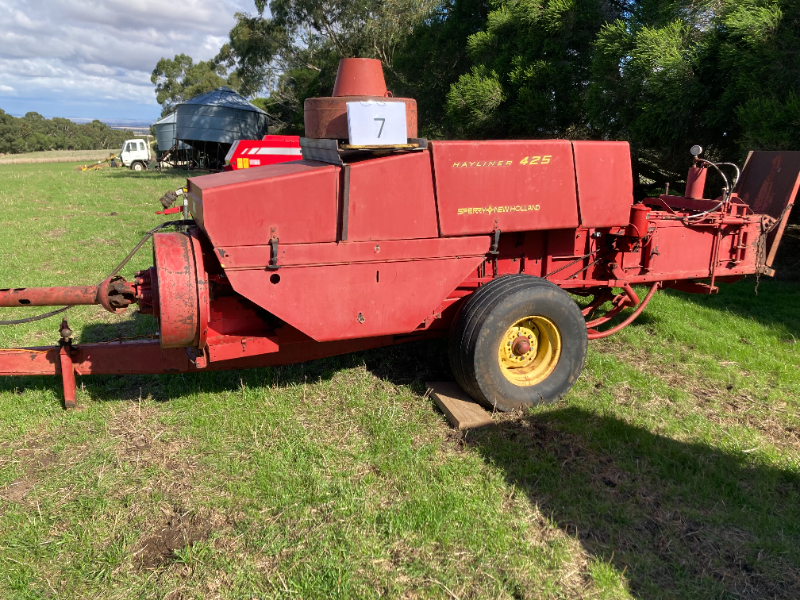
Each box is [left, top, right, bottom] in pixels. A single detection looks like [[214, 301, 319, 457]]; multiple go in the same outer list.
[[304, 58, 417, 140]]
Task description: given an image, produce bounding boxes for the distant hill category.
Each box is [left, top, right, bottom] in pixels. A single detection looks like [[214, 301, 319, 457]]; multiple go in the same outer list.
[[66, 117, 152, 134]]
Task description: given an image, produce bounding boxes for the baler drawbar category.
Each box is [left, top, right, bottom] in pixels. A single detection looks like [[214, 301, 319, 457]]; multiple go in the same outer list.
[[1, 59, 797, 411]]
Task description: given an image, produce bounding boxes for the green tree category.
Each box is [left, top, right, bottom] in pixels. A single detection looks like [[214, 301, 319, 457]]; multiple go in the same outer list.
[[217, 0, 440, 133], [390, 0, 489, 137], [587, 0, 800, 184], [444, 0, 626, 138], [150, 54, 238, 115], [0, 110, 131, 154]]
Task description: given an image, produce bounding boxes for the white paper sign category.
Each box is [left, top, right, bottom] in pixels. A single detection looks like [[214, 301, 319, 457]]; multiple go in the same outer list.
[[346, 101, 407, 145]]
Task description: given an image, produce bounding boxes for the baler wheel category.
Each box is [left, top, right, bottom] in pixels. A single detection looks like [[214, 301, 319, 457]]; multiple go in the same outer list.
[[449, 275, 587, 411], [132, 162, 144, 172]]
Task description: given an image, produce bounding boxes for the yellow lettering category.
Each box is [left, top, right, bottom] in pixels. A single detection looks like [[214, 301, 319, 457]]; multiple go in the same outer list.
[[520, 156, 529, 165], [488, 161, 495, 167], [461, 162, 467, 168], [529, 156, 540, 165], [541, 155, 551, 164], [506, 161, 512, 166], [453, 162, 460, 168]]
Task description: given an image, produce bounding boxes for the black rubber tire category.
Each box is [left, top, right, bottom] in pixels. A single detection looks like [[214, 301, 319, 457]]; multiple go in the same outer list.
[[448, 275, 588, 411], [131, 162, 144, 172]]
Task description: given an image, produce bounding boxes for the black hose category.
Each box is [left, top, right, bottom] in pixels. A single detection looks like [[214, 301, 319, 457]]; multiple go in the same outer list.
[[0, 306, 72, 326], [0, 220, 194, 326]]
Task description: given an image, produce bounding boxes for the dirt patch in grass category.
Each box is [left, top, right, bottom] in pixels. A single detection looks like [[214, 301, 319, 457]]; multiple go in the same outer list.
[[0, 440, 60, 504], [106, 402, 199, 500], [133, 506, 220, 570], [1, 479, 36, 502]]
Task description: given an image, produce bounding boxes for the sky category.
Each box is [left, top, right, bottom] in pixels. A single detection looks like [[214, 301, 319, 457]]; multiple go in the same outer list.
[[0, 0, 255, 123]]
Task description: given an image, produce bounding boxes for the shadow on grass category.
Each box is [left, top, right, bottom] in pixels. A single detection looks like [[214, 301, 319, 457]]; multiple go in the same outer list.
[[666, 221, 800, 337], [0, 337, 453, 404], [467, 409, 800, 599], [1, 337, 798, 598]]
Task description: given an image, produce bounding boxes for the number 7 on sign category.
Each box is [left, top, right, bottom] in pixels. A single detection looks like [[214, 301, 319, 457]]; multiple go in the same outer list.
[[374, 117, 385, 138]]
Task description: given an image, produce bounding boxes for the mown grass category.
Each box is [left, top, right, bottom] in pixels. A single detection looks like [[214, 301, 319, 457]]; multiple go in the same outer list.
[[0, 162, 798, 599], [0, 150, 118, 165]]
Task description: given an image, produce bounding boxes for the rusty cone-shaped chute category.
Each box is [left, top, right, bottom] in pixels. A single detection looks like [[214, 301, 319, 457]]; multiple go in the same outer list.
[[303, 58, 417, 139]]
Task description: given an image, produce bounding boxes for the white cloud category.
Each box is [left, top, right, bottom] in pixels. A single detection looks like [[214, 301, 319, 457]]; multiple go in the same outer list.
[[0, 0, 256, 120]]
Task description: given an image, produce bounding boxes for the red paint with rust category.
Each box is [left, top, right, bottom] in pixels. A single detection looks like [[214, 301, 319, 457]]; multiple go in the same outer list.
[[0, 286, 98, 307], [153, 232, 200, 348], [304, 58, 417, 140]]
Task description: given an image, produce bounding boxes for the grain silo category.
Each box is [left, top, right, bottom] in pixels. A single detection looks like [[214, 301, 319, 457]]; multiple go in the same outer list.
[[174, 87, 269, 168], [154, 112, 177, 153]]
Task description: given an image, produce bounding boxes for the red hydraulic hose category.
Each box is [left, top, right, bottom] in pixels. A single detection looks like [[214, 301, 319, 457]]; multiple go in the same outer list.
[[587, 282, 660, 340]]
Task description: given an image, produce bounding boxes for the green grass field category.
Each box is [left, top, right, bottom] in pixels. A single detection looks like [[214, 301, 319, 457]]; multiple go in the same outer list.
[[0, 162, 798, 599]]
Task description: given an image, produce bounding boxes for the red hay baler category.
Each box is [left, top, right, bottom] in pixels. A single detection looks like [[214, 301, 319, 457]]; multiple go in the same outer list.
[[0, 59, 797, 411]]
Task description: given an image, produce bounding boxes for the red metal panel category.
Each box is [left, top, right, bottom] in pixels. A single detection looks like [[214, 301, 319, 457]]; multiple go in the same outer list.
[[0, 334, 414, 378], [429, 140, 579, 236], [190, 231, 209, 348], [735, 151, 800, 266], [736, 151, 800, 218], [225, 256, 485, 342], [187, 160, 340, 247], [346, 151, 439, 241], [207, 335, 279, 362], [572, 141, 634, 227], [227, 135, 301, 170], [153, 232, 200, 348], [214, 236, 490, 270]]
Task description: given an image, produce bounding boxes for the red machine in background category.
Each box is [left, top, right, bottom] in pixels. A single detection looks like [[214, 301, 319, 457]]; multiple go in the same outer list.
[[0, 59, 797, 411], [224, 135, 301, 171]]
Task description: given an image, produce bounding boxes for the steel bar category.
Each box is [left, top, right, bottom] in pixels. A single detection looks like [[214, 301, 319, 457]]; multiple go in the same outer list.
[[0, 286, 98, 307]]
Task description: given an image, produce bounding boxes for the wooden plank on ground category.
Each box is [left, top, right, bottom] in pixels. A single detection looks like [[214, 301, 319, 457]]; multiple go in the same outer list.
[[426, 381, 494, 430]]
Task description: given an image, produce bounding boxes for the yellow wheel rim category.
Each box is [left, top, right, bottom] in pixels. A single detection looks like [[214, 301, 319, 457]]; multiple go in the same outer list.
[[498, 316, 562, 386]]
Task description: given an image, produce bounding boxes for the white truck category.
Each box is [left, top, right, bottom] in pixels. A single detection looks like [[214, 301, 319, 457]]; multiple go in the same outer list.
[[118, 139, 151, 171]]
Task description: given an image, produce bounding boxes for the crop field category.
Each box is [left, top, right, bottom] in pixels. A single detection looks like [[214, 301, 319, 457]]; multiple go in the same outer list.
[[0, 162, 798, 599]]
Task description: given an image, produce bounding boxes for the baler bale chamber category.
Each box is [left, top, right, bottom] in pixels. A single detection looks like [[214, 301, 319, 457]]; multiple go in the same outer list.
[[0, 59, 797, 411]]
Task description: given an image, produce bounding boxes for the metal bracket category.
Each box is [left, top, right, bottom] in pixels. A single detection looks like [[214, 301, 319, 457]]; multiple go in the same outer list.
[[489, 229, 501, 255], [58, 319, 77, 409], [267, 236, 281, 270]]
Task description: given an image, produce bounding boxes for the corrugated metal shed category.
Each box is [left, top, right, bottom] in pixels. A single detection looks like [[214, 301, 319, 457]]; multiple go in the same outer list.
[[175, 87, 269, 145], [154, 112, 177, 152]]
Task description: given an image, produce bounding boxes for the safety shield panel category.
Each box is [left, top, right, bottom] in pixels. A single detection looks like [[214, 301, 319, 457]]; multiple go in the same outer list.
[[572, 141, 634, 227], [187, 160, 339, 247], [346, 151, 439, 241]]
